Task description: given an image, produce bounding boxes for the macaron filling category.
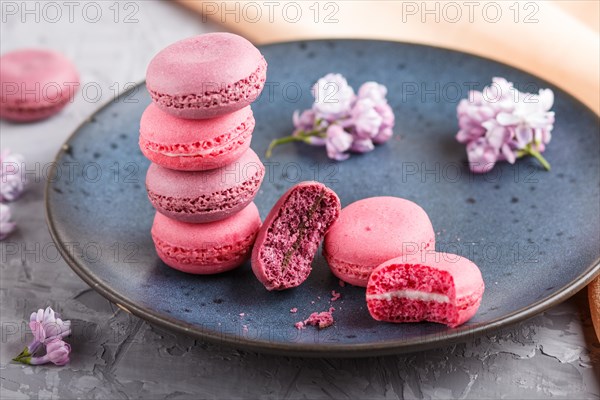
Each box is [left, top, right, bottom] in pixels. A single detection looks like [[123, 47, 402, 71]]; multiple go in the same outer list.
[[255, 184, 340, 290], [140, 113, 254, 158], [367, 262, 483, 328], [148, 58, 267, 112]]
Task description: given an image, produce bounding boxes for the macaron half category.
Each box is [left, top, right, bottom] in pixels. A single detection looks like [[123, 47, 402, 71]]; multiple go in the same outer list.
[[324, 197, 436, 287], [139, 103, 254, 171], [366, 252, 485, 327], [146, 148, 265, 223], [252, 181, 341, 291], [146, 33, 267, 119], [151, 202, 261, 274]]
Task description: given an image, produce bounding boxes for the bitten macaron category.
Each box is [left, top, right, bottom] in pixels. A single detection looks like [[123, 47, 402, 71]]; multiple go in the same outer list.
[[252, 182, 341, 291], [151, 202, 261, 274], [366, 252, 485, 327], [146, 33, 267, 119], [146, 149, 265, 223], [139, 103, 254, 171], [0, 49, 79, 122], [324, 197, 436, 287]]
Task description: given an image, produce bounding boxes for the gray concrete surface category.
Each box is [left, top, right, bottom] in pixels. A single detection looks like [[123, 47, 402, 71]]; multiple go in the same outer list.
[[1, 1, 599, 399]]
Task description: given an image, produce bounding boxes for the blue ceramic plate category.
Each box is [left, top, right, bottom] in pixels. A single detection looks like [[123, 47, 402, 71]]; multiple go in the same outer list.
[[46, 40, 600, 357]]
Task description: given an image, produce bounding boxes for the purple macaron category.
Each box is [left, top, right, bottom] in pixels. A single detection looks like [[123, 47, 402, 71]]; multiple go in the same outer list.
[[146, 148, 265, 223], [0, 49, 79, 122], [146, 33, 267, 119]]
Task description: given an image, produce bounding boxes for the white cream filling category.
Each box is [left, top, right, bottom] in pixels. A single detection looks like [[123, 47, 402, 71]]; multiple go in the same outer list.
[[367, 289, 450, 303]]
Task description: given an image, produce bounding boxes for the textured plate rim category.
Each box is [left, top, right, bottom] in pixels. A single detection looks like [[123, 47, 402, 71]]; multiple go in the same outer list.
[[45, 39, 600, 357]]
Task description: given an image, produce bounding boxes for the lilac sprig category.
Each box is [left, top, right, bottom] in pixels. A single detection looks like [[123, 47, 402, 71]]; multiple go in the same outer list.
[[266, 74, 395, 161], [13, 307, 72, 366], [1, 148, 26, 202], [1, 148, 26, 241], [456, 77, 554, 173]]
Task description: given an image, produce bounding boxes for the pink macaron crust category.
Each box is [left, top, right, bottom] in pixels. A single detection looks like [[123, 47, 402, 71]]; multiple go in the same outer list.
[[0, 49, 79, 122], [151, 202, 261, 274], [139, 103, 254, 171], [251, 182, 341, 291], [146, 149, 265, 223], [366, 253, 485, 327], [146, 33, 267, 119], [324, 197, 435, 287]]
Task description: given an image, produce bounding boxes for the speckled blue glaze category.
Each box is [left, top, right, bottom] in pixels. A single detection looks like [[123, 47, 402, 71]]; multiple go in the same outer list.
[[46, 40, 600, 357]]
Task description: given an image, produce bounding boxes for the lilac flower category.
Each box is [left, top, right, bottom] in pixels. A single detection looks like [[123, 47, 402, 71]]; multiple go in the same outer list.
[[497, 88, 555, 153], [293, 109, 317, 134], [292, 110, 326, 146], [13, 307, 71, 365], [373, 127, 394, 145], [325, 125, 353, 161], [26, 339, 71, 366], [456, 78, 554, 172], [268, 74, 395, 160], [30, 307, 72, 344], [0, 203, 16, 240], [312, 73, 355, 122], [1, 149, 26, 202], [373, 103, 395, 144], [357, 81, 388, 105], [466, 138, 499, 174], [350, 138, 375, 153], [352, 98, 383, 139]]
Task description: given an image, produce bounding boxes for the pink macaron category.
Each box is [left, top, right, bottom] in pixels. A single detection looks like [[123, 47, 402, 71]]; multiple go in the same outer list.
[[324, 197, 435, 287], [0, 49, 79, 122], [252, 182, 341, 291], [146, 33, 267, 119], [146, 148, 265, 223], [151, 202, 261, 274], [366, 252, 485, 327], [139, 103, 254, 171]]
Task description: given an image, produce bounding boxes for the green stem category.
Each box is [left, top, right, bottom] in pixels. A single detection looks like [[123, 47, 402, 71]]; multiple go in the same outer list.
[[13, 356, 31, 365], [12, 347, 31, 362], [523, 147, 551, 171], [265, 129, 326, 158], [266, 136, 308, 158]]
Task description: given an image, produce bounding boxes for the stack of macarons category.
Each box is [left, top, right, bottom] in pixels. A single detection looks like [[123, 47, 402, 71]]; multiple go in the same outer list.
[[140, 33, 268, 274]]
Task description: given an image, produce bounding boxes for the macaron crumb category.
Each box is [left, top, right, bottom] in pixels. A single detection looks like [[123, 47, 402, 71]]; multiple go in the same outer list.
[[239, 313, 245, 317], [242, 325, 248, 333], [338, 280, 346, 287], [330, 290, 341, 302], [290, 308, 298, 313], [295, 307, 335, 330]]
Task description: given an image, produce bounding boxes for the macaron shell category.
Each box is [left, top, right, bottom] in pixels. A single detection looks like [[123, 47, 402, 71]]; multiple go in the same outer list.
[[324, 197, 436, 287], [146, 33, 267, 119], [139, 104, 254, 171], [0, 49, 79, 122], [151, 202, 261, 274], [146, 149, 265, 223], [366, 252, 485, 327]]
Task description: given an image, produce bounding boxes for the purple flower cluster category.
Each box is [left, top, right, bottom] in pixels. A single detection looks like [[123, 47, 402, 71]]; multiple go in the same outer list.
[[1, 148, 26, 202], [13, 307, 72, 366], [456, 77, 554, 173], [267, 74, 395, 161], [0, 148, 26, 240]]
